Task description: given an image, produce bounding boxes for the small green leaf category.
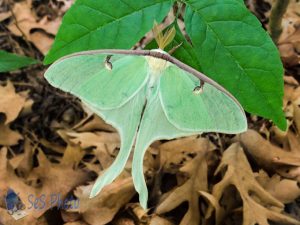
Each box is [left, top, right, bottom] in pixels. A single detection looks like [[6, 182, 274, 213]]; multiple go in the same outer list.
[[178, 0, 286, 130], [44, 0, 173, 64], [0, 50, 38, 73]]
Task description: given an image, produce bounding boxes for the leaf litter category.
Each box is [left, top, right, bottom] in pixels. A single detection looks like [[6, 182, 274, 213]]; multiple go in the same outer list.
[[0, 0, 300, 225]]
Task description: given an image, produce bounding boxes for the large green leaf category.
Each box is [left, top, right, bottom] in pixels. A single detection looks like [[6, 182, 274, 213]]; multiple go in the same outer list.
[[0, 50, 38, 73], [177, 0, 286, 129], [44, 0, 173, 64]]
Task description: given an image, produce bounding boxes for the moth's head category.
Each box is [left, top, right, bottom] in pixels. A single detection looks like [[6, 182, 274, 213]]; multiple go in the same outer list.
[[150, 48, 169, 55]]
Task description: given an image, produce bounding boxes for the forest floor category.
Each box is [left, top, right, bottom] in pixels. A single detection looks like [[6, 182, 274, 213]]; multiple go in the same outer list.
[[0, 0, 299, 225]]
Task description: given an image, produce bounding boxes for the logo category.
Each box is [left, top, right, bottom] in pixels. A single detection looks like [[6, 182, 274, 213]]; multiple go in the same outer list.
[[4, 188, 80, 220], [5, 189, 27, 220]]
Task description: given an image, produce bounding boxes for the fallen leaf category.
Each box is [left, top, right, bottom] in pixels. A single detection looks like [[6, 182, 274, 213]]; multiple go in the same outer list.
[[159, 136, 215, 173], [126, 203, 148, 223], [112, 217, 135, 225], [73, 178, 135, 225], [277, 0, 300, 66], [0, 122, 23, 146], [0, 145, 90, 218], [0, 11, 11, 22], [207, 143, 300, 225], [0, 81, 26, 124], [0, 207, 47, 225], [284, 75, 299, 86], [237, 129, 300, 169], [74, 113, 115, 133], [257, 171, 300, 204], [7, 1, 61, 54], [149, 216, 174, 225], [25, 149, 90, 217], [66, 131, 119, 151], [64, 222, 89, 225], [156, 149, 208, 225], [66, 131, 119, 169], [9, 138, 34, 177], [61, 143, 85, 168], [199, 191, 223, 224]]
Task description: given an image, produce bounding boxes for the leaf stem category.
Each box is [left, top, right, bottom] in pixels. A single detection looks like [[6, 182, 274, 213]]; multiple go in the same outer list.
[[269, 0, 290, 43]]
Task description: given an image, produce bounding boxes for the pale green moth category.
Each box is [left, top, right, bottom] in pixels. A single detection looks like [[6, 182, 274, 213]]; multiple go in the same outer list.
[[44, 26, 247, 209]]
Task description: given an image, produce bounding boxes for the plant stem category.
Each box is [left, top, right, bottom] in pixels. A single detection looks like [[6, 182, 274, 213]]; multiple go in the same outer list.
[[269, 0, 290, 43]]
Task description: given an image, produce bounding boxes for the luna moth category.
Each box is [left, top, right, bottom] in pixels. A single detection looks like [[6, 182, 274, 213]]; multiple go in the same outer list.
[[44, 26, 247, 209]]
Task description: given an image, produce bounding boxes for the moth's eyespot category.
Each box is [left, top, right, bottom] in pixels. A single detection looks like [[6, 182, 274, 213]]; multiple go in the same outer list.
[[193, 80, 205, 95], [104, 55, 113, 71], [193, 86, 203, 95], [105, 61, 113, 71]]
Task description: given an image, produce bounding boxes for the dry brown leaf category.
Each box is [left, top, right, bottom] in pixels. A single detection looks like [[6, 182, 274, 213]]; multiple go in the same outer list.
[[0, 148, 37, 214], [67, 131, 119, 151], [61, 210, 81, 223], [284, 85, 300, 135], [61, 143, 85, 168], [277, 0, 300, 66], [9, 138, 34, 177], [0, 144, 90, 219], [149, 216, 175, 225], [73, 178, 135, 225], [25, 149, 90, 217], [56, 0, 75, 14], [284, 75, 299, 86], [270, 127, 300, 154], [257, 171, 300, 204], [0, 11, 11, 22], [208, 143, 300, 225], [199, 191, 223, 224], [126, 203, 148, 223], [156, 149, 208, 225], [294, 98, 300, 133], [40, 138, 65, 154], [112, 217, 135, 225], [237, 129, 300, 168], [7, 0, 61, 54], [277, 166, 300, 181], [287, 131, 300, 153], [74, 113, 116, 133], [29, 32, 55, 55], [0, 122, 23, 146], [0, 81, 26, 124], [0, 207, 47, 225], [279, 0, 300, 42], [159, 136, 215, 173], [66, 131, 119, 169], [64, 222, 89, 225]]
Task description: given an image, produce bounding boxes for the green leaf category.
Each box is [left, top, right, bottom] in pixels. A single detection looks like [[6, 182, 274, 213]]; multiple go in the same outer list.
[[178, 0, 286, 130], [44, 0, 173, 64], [0, 50, 38, 73]]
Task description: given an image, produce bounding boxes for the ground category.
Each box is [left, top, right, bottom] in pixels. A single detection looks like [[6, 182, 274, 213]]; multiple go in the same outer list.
[[0, 0, 299, 225]]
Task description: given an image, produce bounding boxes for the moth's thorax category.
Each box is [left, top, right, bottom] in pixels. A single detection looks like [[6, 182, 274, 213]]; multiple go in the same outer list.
[[146, 49, 170, 87], [146, 49, 170, 74], [144, 50, 169, 99]]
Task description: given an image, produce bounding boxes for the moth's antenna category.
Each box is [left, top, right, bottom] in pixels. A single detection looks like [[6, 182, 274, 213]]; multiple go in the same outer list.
[[152, 21, 176, 50], [168, 42, 183, 55]]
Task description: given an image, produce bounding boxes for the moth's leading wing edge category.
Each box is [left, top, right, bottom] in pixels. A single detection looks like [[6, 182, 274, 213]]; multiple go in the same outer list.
[[159, 64, 247, 134], [44, 53, 149, 110]]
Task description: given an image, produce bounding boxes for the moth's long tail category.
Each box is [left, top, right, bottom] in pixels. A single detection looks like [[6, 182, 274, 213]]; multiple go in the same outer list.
[[132, 92, 194, 209], [89, 90, 146, 198]]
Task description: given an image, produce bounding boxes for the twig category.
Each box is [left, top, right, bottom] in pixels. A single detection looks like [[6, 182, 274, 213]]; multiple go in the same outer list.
[[269, 0, 290, 43]]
